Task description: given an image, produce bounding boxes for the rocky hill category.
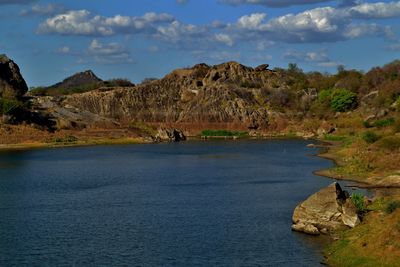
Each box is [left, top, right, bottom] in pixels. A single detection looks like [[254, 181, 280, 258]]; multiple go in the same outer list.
[[50, 70, 102, 90], [62, 62, 283, 131]]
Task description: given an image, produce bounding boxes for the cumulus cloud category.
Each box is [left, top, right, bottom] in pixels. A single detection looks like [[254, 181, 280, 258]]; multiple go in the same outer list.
[[20, 4, 67, 16], [214, 33, 234, 46], [227, 1, 400, 43], [37, 1, 400, 47], [284, 49, 339, 68], [38, 10, 175, 36], [220, 0, 331, 7], [88, 39, 133, 64]]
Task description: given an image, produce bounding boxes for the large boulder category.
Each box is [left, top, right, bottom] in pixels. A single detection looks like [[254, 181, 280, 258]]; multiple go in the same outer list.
[[154, 128, 186, 142], [292, 182, 360, 235], [0, 54, 28, 99]]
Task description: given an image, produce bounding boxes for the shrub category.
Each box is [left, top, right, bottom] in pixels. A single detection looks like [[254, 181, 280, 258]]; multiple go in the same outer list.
[[373, 118, 395, 128], [385, 200, 400, 214], [0, 98, 25, 116], [351, 193, 366, 213], [317, 89, 333, 103], [330, 89, 358, 112], [53, 135, 78, 144], [362, 131, 380, 144]]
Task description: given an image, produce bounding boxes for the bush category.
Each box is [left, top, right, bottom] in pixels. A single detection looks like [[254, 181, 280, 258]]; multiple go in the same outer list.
[[351, 193, 366, 213], [373, 118, 395, 128], [53, 135, 78, 144], [385, 200, 400, 214], [0, 98, 25, 116], [330, 89, 358, 112], [362, 131, 381, 144], [317, 89, 333, 103]]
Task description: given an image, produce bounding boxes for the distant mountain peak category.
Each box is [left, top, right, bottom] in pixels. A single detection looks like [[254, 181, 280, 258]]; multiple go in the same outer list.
[[50, 70, 102, 90]]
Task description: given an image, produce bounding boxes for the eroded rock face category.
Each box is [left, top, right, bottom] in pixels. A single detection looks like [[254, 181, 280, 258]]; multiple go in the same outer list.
[[64, 61, 280, 129], [0, 54, 28, 99], [292, 183, 360, 235]]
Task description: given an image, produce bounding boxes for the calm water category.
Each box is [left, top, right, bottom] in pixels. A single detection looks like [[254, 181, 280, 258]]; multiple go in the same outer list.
[[0, 140, 337, 266]]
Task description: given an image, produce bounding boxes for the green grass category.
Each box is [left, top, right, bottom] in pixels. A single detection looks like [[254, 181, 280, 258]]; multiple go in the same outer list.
[[351, 193, 366, 214], [362, 131, 381, 144], [373, 118, 395, 128], [52, 135, 78, 145], [385, 200, 400, 214], [201, 129, 249, 137]]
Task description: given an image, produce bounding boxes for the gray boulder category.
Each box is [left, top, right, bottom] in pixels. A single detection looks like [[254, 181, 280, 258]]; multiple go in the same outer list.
[[292, 182, 360, 235], [0, 54, 28, 99]]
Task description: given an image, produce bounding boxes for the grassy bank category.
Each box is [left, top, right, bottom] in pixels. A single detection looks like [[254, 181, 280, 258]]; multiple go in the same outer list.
[[311, 119, 400, 266]]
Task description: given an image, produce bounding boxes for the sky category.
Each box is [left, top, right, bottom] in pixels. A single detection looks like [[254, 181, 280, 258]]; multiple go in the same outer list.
[[0, 0, 400, 87]]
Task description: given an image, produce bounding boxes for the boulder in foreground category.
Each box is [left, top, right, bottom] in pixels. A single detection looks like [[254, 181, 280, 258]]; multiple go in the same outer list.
[[292, 182, 360, 235]]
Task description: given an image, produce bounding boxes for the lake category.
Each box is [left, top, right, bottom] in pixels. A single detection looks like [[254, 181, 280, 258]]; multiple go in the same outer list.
[[0, 139, 338, 266]]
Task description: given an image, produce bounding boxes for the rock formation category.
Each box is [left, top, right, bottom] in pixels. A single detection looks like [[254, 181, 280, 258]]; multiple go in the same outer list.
[[62, 62, 281, 129], [292, 182, 360, 235], [154, 128, 186, 142], [0, 54, 28, 99]]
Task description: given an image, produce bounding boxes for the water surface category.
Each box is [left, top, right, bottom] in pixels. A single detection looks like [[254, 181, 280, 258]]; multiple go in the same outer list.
[[0, 140, 336, 266]]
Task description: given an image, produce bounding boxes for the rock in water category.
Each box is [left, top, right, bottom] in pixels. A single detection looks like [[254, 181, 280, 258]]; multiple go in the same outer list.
[[0, 54, 28, 99], [154, 128, 186, 142], [291, 182, 360, 235]]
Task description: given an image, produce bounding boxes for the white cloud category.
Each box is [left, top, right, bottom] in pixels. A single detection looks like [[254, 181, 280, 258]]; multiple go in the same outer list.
[[221, 0, 331, 7], [20, 4, 66, 16], [284, 49, 338, 67], [37, 2, 400, 48], [88, 39, 133, 64], [38, 10, 175, 36], [350, 2, 400, 19], [214, 33, 234, 46], [237, 13, 267, 29]]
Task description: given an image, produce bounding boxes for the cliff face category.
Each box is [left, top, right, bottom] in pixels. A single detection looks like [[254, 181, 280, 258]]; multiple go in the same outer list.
[[0, 54, 28, 99], [65, 62, 282, 130]]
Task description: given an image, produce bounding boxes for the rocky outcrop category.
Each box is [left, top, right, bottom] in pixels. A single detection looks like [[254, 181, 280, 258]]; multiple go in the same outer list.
[[0, 54, 28, 99], [153, 128, 186, 142], [63, 62, 280, 129], [292, 183, 360, 235]]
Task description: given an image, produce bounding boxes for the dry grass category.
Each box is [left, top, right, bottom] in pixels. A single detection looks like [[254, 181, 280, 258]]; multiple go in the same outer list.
[[325, 195, 400, 267]]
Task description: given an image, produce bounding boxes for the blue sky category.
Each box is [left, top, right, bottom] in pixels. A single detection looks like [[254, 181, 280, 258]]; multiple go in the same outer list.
[[0, 0, 399, 87]]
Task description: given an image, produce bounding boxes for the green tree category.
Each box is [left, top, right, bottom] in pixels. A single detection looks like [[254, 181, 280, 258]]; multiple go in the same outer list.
[[330, 89, 358, 112]]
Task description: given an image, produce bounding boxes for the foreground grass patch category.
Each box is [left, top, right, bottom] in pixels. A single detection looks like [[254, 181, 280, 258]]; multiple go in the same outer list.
[[325, 197, 400, 267]]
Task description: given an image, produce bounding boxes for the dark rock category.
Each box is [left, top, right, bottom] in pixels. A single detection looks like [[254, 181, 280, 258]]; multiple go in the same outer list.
[[0, 54, 28, 99], [154, 128, 186, 142], [255, 64, 269, 71]]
